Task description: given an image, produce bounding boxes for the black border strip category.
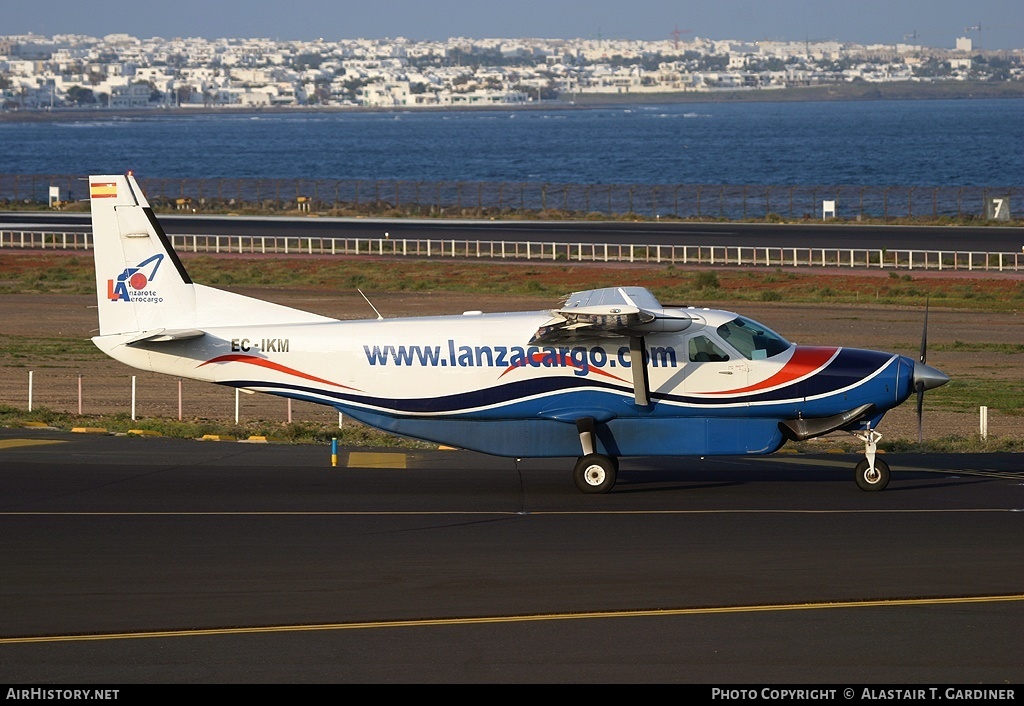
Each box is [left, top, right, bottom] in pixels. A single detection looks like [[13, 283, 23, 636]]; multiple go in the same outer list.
[[142, 207, 193, 284]]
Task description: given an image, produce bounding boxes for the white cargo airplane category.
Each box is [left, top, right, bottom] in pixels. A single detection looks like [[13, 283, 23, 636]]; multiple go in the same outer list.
[[88, 173, 949, 493]]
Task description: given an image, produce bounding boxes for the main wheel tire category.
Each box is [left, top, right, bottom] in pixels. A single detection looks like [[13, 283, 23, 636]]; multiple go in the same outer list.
[[855, 457, 890, 492], [573, 453, 617, 494]]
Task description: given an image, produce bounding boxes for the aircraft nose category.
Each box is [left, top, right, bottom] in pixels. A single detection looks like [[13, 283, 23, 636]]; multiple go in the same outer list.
[[913, 360, 950, 391]]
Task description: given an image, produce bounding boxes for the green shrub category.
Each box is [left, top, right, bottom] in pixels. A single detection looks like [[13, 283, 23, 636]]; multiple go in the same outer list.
[[694, 271, 720, 290]]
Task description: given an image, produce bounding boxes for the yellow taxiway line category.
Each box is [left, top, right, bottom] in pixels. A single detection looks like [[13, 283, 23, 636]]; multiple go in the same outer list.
[[3, 594, 1023, 645]]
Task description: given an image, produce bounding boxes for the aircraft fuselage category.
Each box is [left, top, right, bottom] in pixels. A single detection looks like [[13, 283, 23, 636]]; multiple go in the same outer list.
[[94, 309, 914, 458]]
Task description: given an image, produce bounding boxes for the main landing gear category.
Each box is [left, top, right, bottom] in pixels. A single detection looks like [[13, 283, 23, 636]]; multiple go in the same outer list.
[[574, 453, 619, 494], [573, 417, 619, 493], [851, 428, 890, 491]]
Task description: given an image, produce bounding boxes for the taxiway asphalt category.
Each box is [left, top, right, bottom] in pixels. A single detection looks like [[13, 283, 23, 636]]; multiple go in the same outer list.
[[1, 428, 1022, 684]]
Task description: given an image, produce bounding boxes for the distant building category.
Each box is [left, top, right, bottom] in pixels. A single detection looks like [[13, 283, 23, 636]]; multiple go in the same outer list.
[[238, 91, 271, 107], [108, 82, 151, 108], [1, 31, 1021, 113]]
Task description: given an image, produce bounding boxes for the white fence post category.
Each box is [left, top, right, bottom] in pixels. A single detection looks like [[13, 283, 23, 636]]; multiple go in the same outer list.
[[28, 370, 33, 411], [980, 406, 988, 440], [131, 375, 137, 421]]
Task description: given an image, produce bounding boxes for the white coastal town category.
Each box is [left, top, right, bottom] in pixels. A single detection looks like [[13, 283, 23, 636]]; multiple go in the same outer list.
[[1, 31, 1021, 111]]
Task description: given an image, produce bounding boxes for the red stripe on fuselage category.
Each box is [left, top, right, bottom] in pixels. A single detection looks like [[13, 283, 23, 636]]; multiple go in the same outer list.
[[706, 346, 839, 395], [498, 351, 629, 383], [199, 354, 361, 390]]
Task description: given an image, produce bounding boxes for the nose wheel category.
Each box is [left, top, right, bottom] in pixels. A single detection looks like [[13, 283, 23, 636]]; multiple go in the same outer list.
[[851, 428, 889, 491], [854, 456, 890, 491]]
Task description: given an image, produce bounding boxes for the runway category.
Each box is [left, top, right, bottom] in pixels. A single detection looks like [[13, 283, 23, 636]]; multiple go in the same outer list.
[[1, 428, 1023, 684]]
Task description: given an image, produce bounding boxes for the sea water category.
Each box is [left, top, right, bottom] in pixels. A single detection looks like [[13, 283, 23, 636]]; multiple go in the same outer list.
[[1, 98, 1021, 187]]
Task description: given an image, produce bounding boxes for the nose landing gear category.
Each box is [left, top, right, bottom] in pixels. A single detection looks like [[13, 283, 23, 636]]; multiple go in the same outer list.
[[851, 428, 890, 491]]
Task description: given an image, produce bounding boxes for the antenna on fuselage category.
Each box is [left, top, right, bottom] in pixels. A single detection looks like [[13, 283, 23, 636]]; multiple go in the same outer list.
[[358, 289, 384, 320]]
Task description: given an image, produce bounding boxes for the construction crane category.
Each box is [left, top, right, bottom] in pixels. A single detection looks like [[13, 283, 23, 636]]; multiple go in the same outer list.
[[671, 25, 692, 51], [964, 23, 982, 49]]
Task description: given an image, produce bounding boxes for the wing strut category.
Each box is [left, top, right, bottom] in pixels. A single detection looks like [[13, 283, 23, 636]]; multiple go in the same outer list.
[[630, 335, 650, 407]]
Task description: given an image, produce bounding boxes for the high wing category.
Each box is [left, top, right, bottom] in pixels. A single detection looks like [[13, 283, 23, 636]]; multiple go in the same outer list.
[[530, 286, 694, 343], [531, 286, 695, 405]]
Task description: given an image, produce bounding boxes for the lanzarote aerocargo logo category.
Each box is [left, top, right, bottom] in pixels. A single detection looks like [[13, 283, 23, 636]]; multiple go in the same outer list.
[[107, 254, 165, 303]]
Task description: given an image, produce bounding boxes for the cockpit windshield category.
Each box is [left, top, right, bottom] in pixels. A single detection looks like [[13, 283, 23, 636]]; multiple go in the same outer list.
[[716, 316, 791, 360]]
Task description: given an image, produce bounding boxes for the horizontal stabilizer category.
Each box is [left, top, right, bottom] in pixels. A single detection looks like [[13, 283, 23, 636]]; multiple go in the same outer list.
[[125, 328, 206, 345]]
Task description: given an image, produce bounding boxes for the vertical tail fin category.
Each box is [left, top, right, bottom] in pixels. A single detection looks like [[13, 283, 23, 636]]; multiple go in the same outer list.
[[90, 174, 197, 336], [90, 173, 336, 339]]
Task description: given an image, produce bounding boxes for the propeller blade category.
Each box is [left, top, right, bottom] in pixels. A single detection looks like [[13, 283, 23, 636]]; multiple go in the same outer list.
[[916, 381, 925, 443], [919, 298, 929, 364], [913, 299, 951, 442], [917, 299, 930, 443]]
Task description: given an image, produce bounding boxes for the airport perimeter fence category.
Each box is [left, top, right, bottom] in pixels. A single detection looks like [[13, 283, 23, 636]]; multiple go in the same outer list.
[[2, 228, 1022, 272], [13, 368, 345, 429], [1, 174, 1019, 222]]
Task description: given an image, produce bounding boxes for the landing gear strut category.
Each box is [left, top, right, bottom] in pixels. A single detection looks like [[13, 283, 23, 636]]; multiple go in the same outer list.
[[573, 417, 618, 493], [851, 428, 890, 491]]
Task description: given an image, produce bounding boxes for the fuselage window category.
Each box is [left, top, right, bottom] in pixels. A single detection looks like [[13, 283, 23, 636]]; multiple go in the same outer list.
[[716, 316, 791, 360], [688, 335, 730, 362]]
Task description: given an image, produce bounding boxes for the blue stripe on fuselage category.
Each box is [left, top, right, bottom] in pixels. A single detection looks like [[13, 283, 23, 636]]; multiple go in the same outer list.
[[222, 348, 900, 420]]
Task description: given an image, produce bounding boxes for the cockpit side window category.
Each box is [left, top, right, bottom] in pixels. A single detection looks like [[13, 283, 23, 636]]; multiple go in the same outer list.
[[716, 316, 791, 360], [688, 335, 730, 362]]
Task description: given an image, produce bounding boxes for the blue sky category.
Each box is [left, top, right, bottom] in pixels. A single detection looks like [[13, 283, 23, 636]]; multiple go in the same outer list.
[[7, 0, 1023, 50]]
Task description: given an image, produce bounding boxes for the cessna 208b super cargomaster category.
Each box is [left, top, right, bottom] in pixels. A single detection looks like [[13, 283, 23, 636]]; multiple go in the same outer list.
[[88, 173, 949, 493]]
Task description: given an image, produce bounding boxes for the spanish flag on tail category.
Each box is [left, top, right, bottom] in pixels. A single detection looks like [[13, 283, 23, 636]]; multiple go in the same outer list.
[[90, 181, 118, 199]]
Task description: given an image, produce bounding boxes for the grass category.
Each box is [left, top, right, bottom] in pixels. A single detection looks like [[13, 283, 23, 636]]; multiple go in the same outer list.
[[930, 377, 1024, 415], [3, 252, 1024, 311], [0, 335, 104, 362], [882, 435, 1024, 453], [795, 434, 1024, 454], [929, 341, 1024, 355]]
